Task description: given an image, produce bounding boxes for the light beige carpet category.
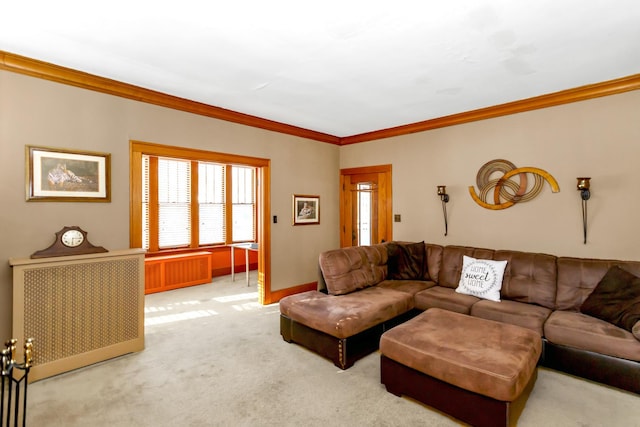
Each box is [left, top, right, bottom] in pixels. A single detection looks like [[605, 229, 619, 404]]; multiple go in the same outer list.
[[26, 275, 640, 426]]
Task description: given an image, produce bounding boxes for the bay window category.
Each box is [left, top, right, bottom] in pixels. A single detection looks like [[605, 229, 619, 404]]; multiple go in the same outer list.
[[135, 144, 257, 253]]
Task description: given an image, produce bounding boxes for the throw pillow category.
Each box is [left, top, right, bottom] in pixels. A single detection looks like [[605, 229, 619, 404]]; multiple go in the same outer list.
[[580, 266, 640, 333], [455, 255, 507, 302], [386, 241, 427, 280]]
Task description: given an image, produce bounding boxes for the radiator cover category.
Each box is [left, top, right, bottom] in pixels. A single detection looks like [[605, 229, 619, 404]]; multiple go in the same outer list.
[[10, 249, 145, 382]]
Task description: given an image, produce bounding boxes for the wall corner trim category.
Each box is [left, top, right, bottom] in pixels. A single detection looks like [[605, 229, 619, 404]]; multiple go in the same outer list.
[[339, 74, 640, 145], [2, 50, 637, 147], [0, 50, 341, 145]]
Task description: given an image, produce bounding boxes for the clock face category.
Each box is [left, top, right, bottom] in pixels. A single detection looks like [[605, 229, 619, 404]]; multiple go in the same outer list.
[[61, 229, 85, 248]]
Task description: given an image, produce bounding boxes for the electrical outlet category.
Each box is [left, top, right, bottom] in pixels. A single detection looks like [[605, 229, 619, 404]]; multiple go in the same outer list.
[[273, 215, 278, 223], [394, 214, 401, 222]]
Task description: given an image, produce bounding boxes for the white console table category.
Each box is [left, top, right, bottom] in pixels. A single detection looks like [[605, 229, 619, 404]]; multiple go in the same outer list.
[[230, 243, 258, 286]]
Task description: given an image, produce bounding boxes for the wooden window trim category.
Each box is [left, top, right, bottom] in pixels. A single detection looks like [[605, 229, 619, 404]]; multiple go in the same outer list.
[[130, 140, 273, 304]]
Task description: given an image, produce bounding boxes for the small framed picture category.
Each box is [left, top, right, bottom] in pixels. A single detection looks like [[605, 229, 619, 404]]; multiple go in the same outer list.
[[26, 145, 111, 202], [293, 194, 320, 225]]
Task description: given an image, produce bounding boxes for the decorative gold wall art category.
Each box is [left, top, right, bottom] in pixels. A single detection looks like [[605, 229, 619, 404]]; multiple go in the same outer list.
[[469, 159, 560, 210]]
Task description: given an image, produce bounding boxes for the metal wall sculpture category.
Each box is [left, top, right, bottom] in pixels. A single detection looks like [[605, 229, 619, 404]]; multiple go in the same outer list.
[[469, 159, 559, 210]]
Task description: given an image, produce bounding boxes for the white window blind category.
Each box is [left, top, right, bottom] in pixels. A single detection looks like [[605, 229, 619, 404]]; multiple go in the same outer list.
[[232, 166, 255, 242], [142, 155, 150, 250], [158, 158, 191, 248], [198, 162, 225, 245], [140, 152, 257, 251]]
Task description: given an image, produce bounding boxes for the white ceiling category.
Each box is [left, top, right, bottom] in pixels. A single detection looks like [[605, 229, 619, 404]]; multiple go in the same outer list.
[[1, 1, 639, 137]]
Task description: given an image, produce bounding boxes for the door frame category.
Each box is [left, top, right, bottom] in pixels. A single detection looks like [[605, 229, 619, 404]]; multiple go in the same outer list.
[[339, 164, 392, 247]]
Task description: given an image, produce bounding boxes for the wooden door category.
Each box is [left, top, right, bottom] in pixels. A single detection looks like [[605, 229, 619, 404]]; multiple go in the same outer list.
[[340, 165, 392, 247]]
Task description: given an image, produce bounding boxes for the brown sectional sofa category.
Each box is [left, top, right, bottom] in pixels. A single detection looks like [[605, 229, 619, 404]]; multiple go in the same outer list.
[[279, 242, 640, 395]]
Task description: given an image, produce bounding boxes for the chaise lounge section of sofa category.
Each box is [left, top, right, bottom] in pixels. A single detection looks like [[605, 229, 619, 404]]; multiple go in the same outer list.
[[279, 244, 430, 369], [279, 241, 640, 395]]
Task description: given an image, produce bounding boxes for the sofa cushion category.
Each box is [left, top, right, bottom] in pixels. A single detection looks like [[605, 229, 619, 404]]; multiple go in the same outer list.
[[319, 245, 388, 295], [318, 247, 369, 295], [580, 266, 640, 332], [455, 256, 507, 302], [425, 244, 444, 284], [494, 250, 557, 309], [279, 290, 329, 318], [386, 241, 427, 280], [377, 279, 435, 295], [556, 257, 640, 311], [544, 310, 640, 362], [414, 286, 480, 314], [361, 244, 389, 284], [438, 246, 495, 289], [281, 286, 413, 339], [470, 299, 552, 336], [634, 321, 640, 341]]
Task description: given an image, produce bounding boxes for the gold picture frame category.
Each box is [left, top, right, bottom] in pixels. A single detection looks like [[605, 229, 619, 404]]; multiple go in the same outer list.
[[26, 145, 111, 202], [293, 194, 320, 225]]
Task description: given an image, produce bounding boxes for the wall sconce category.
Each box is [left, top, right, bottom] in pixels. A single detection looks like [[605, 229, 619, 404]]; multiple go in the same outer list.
[[437, 185, 449, 236], [577, 177, 591, 244]]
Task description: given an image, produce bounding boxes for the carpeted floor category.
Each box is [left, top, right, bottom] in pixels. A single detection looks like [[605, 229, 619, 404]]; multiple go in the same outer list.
[[25, 275, 640, 426]]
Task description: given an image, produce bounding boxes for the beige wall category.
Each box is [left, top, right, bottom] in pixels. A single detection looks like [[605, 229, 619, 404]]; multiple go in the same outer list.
[[0, 70, 340, 339], [340, 90, 640, 260], [3, 68, 639, 341]]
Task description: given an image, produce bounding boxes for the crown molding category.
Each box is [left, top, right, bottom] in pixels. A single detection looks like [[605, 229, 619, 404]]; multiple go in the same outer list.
[[2, 50, 638, 147], [339, 74, 640, 145], [0, 50, 341, 145]]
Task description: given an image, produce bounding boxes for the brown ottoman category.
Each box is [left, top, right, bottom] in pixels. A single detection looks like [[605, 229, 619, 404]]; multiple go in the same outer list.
[[380, 308, 541, 427]]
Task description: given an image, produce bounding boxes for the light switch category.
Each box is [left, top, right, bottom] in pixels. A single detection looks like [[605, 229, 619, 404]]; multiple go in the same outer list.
[[394, 214, 401, 222]]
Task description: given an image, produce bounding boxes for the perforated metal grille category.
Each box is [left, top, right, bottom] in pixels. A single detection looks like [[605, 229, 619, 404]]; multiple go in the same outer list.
[[22, 259, 140, 366]]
